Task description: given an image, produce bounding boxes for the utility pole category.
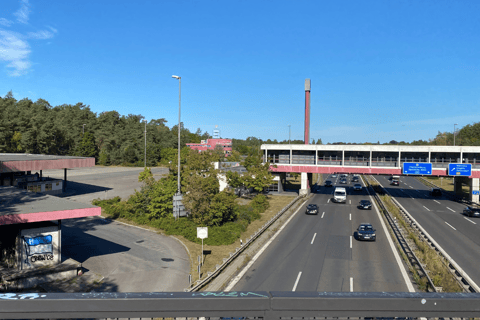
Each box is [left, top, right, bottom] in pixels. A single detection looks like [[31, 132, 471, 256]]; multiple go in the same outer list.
[[454, 123, 458, 146], [143, 120, 147, 167]]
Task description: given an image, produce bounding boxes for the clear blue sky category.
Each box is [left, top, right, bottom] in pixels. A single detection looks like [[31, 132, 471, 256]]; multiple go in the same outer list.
[[1, 0, 479, 144]]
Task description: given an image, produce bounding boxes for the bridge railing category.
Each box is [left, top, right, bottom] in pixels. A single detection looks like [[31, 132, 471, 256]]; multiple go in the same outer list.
[[0, 291, 479, 319]]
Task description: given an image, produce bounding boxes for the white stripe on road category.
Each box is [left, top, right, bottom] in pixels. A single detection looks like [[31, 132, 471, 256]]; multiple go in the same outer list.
[[423, 206, 430, 211], [311, 233, 317, 244], [434, 200, 440, 204], [292, 272, 302, 291], [350, 277, 353, 292], [464, 217, 477, 225], [446, 207, 455, 212], [225, 199, 308, 291], [349, 213, 351, 221], [327, 199, 330, 203], [321, 212, 325, 218], [350, 236, 352, 249], [445, 222, 457, 230], [349, 200, 351, 204], [409, 186, 413, 188]]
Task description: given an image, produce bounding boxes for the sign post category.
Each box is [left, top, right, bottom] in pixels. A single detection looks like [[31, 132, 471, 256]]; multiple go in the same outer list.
[[197, 227, 208, 265]]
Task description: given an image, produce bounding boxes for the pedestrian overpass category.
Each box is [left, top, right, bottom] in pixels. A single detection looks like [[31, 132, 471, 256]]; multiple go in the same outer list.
[[262, 144, 480, 202]]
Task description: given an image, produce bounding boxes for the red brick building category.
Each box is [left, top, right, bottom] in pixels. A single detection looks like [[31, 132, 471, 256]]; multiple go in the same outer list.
[[186, 138, 232, 155]]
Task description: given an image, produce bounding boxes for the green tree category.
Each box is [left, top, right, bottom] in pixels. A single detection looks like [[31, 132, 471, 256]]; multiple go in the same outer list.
[[75, 132, 99, 158]]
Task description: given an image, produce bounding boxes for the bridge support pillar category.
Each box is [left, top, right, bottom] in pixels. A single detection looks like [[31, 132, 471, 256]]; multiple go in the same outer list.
[[299, 172, 310, 196], [453, 176, 463, 196], [468, 178, 479, 204]]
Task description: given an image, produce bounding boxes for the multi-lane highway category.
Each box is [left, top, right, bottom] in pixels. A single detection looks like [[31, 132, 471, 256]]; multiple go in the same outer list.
[[375, 175, 480, 290], [230, 174, 412, 292]]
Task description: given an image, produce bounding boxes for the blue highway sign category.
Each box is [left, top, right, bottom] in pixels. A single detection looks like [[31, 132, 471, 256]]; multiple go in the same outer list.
[[403, 162, 432, 175], [448, 163, 472, 176]]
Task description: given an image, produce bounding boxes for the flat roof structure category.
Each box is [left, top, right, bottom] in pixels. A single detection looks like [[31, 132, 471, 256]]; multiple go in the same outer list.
[[0, 153, 95, 173], [0, 186, 100, 226]]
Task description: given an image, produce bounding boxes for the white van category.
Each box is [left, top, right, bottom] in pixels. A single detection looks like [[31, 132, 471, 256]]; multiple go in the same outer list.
[[334, 187, 347, 203]]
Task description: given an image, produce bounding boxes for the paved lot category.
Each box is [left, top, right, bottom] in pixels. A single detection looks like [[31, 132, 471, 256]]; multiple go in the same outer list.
[[39, 166, 190, 292]]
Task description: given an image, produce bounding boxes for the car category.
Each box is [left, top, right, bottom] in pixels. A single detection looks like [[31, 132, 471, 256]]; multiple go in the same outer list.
[[358, 200, 372, 210], [431, 188, 442, 196], [391, 180, 399, 186], [306, 204, 319, 215], [334, 187, 347, 203], [463, 206, 480, 217], [331, 174, 337, 178], [356, 223, 376, 241], [353, 183, 362, 191], [324, 180, 333, 187], [352, 176, 359, 182]]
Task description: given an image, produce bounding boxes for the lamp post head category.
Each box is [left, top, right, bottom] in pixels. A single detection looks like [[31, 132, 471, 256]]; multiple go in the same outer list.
[[172, 75, 181, 79]]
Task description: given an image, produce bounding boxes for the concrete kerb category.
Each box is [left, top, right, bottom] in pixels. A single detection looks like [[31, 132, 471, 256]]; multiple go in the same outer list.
[[187, 194, 306, 292]]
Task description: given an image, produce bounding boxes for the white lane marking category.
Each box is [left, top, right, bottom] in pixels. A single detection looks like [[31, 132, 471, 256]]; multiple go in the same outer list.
[[327, 199, 330, 203], [423, 206, 430, 211], [464, 217, 477, 225], [292, 272, 302, 291], [350, 236, 352, 249], [349, 200, 351, 204], [321, 212, 325, 218], [446, 207, 455, 212], [311, 233, 317, 244], [350, 277, 353, 292], [225, 199, 308, 291], [434, 200, 440, 204], [409, 186, 413, 188], [349, 213, 351, 221], [445, 222, 457, 230]]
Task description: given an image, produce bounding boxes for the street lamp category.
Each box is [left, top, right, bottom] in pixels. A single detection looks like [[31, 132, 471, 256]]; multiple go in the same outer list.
[[143, 120, 147, 167], [454, 123, 458, 146], [172, 75, 181, 194]]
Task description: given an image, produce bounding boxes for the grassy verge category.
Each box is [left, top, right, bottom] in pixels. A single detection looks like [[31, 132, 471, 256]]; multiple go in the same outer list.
[[421, 176, 470, 197], [365, 176, 462, 292]]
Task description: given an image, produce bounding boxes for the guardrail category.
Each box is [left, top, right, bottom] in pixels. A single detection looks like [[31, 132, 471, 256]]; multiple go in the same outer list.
[[369, 176, 479, 293], [1, 291, 479, 319], [362, 176, 437, 292], [416, 176, 475, 206], [187, 194, 306, 292]]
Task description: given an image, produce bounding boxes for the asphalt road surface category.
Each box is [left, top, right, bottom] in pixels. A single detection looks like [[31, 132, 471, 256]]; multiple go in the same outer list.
[[41, 166, 190, 292], [376, 175, 480, 290], [231, 174, 412, 292]]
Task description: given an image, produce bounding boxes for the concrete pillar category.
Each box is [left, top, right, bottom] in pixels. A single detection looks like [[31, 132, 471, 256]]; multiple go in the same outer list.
[[453, 176, 463, 195], [299, 172, 310, 196], [63, 168, 67, 192], [58, 220, 62, 263], [40, 170, 43, 180]]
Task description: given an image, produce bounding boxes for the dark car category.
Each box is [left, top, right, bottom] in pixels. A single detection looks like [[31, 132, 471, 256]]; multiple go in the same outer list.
[[324, 180, 333, 187], [306, 204, 319, 215], [340, 178, 347, 184], [463, 206, 480, 217], [358, 200, 372, 210], [352, 176, 359, 182], [431, 188, 442, 196], [356, 223, 376, 241], [391, 180, 399, 186], [353, 183, 362, 191]]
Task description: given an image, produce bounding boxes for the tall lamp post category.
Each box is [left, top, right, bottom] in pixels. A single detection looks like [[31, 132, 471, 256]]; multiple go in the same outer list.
[[143, 120, 147, 167], [454, 123, 458, 146], [172, 75, 185, 220]]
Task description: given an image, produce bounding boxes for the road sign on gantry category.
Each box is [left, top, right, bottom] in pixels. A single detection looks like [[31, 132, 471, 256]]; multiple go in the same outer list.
[[448, 163, 472, 176], [402, 162, 432, 175]]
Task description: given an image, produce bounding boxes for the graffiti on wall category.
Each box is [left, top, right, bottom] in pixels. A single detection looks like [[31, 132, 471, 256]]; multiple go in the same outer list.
[[23, 235, 54, 266]]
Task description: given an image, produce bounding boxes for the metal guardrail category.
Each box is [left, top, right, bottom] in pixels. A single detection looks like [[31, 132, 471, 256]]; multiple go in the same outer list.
[[1, 291, 479, 319], [416, 177, 475, 206], [187, 194, 306, 292], [362, 176, 436, 292], [368, 176, 479, 293]]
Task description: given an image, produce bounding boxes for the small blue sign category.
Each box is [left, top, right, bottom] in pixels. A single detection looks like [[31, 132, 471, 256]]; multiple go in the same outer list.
[[448, 163, 472, 176], [473, 190, 480, 195], [402, 162, 432, 175]]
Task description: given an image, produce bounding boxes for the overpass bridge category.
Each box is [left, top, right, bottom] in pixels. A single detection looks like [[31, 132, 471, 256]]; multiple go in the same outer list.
[[262, 144, 480, 201]]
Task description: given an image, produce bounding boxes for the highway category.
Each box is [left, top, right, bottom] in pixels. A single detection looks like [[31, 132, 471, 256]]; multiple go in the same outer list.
[[375, 175, 480, 290], [231, 175, 412, 292]]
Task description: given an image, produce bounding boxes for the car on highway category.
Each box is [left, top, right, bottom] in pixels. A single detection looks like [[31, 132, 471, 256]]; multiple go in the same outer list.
[[305, 204, 319, 215], [355, 223, 376, 241], [340, 178, 347, 184], [358, 200, 372, 210], [333, 187, 347, 203], [463, 206, 480, 217], [324, 180, 333, 187], [331, 174, 337, 178], [431, 188, 442, 196], [353, 183, 362, 191], [391, 180, 399, 186], [352, 176, 359, 182]]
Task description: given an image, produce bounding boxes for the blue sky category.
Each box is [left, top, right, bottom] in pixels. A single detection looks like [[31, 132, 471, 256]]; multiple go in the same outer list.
[[1, 0, 479, 144]]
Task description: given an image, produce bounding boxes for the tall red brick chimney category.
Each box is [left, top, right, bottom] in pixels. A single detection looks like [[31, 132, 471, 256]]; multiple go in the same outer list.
[[305, 79, 311, 145]]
